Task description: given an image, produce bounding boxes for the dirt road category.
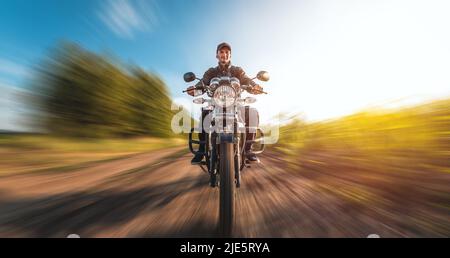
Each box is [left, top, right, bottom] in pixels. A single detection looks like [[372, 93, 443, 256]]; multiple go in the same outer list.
[[0, 147, 448, 237]]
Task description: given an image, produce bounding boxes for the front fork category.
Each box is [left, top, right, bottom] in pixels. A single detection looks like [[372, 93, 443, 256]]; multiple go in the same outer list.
[[189, 118, 263, 188], [210, 133, 217, 187], [212, 132, 241, 188], [234, 134, 241, 188]]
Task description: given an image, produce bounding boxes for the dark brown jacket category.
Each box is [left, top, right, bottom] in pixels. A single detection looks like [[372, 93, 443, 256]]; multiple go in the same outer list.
[[195, 62, 257, 89]]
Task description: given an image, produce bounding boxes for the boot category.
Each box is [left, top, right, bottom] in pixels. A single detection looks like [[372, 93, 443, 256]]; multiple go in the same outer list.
[[246, 153, 260, 163], [191, 132, 205, 165], [191, 152, 204, 165], [245, 131, 259, 163]]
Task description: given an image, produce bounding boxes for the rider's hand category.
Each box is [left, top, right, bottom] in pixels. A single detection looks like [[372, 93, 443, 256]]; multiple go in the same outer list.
[[249, 84, 263, 95], [186, 86, 196, 96]]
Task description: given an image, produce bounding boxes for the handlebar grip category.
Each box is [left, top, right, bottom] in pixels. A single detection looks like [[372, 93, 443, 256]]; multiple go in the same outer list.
[[242, 85, 267, 94], [183, 86, 202, 93]]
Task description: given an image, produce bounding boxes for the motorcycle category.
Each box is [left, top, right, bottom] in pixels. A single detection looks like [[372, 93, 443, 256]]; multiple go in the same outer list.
[[182, 71, 269, 236]]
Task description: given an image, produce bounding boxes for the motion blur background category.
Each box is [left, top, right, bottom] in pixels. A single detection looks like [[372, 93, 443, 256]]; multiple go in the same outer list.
[[0, 0, 449, 237]]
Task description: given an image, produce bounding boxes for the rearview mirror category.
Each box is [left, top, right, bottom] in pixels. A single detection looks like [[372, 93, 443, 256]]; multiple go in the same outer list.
[[183, 72, 196, 82], [256, 71, 270, 82]]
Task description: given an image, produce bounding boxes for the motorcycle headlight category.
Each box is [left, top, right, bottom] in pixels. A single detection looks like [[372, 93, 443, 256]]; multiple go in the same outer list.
[[213, 85, 236, 107], [230, 77, 240, 90]]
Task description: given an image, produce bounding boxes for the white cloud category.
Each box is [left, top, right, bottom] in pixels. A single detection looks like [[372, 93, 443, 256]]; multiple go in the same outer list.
[[98, 0, 160, 39], [0, 58, 30, 78], [0, 83, 31, 132]]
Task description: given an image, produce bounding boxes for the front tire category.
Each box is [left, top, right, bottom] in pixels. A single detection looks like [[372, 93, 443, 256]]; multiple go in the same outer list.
[[219, 143, 235, 237]]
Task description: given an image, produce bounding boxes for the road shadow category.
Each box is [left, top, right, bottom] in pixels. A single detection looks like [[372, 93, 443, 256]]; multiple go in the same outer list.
[[0, 175, 210, 237]]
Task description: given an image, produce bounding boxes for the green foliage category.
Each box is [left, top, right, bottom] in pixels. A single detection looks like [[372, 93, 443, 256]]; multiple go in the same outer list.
[[277, 99, 450, 172], [33, 42, 175, 138]]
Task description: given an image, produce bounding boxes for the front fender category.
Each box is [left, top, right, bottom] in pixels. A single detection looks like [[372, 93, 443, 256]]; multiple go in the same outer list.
[[217, 133, 234, 144]]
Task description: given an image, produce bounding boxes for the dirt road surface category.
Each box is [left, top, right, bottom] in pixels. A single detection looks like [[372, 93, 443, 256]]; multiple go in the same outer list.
[[0, 147, 448, 237]]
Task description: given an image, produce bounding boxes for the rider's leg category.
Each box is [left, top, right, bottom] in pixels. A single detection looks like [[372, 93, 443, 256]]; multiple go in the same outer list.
[[241, 106, 260, 162], [191, 108, 209, 164]]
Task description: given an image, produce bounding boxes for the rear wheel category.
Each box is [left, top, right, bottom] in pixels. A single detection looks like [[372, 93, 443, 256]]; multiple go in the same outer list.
[[219, 143, 235, 236]]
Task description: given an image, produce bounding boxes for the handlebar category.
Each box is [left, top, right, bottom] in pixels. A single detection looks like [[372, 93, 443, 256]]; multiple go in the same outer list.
[[241, 85, 268, 94], [182, 85, 204, 93], [183, 85, 267, 94]]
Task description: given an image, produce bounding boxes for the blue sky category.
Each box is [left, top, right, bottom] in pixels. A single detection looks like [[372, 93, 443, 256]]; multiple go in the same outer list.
[[0, 0, 215, 86], [0, 0, 236, 130], [1, 0, 450, 131]]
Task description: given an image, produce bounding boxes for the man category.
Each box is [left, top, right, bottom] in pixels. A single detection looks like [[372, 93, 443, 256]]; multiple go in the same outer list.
[[187, 42, 264, 164]]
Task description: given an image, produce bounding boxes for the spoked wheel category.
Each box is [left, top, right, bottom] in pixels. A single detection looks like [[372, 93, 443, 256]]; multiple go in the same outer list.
[[218, 142, 235, 237]]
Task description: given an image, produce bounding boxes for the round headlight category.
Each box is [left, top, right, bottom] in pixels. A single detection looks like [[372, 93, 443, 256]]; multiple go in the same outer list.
[[230, 77, 240, 90], [210, 77, 220, 89], [213, 85, 236, 107]]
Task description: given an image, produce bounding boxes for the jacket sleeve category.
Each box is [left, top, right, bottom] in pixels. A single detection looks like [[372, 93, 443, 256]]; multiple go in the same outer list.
[[195, 68, 216, 88], [234, 66, 257, 87]]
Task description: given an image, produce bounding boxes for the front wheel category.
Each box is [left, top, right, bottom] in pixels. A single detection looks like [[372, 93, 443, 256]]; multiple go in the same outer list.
[[219, 142, 235, 236]]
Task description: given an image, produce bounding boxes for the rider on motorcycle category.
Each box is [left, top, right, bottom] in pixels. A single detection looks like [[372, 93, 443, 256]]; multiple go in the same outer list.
[[186, 42, 264, 164]]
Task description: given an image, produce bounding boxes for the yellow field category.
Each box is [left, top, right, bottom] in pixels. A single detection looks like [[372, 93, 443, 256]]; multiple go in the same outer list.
[[0, 135, 184, 176]]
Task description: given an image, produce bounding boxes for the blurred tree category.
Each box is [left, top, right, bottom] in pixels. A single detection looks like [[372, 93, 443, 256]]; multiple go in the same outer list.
[[33, 42, 175, 138], [129, 67, 174, 137]]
